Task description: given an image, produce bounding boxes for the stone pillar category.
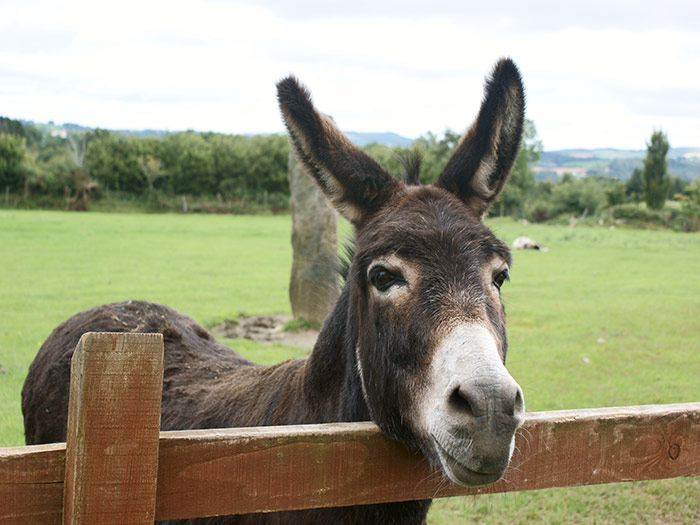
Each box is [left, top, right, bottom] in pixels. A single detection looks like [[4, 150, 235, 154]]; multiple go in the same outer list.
[[288, 150, 339, 325]]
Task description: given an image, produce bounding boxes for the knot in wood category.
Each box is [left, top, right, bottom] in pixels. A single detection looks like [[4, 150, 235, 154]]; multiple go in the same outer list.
[[668, 443, 680, 460]]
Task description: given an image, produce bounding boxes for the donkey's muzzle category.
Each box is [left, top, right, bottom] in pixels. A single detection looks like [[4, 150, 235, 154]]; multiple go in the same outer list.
[[425, 323, 524, 486], [433, 375, 524, 485]]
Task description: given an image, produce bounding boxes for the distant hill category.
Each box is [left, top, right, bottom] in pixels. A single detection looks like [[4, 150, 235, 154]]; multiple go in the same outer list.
[[344, 131, 414, 148], [535, 147, 700, 182], [19, 118, 415, 146], [69, 123, 168, 138], [19, 120, 168, 139]]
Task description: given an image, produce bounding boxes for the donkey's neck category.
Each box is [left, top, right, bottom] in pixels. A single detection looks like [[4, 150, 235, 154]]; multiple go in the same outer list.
[[302, 286, 370, 423]]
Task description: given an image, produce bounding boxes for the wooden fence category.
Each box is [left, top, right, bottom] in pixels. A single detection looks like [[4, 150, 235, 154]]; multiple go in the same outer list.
[[1, 332, 699, 524]]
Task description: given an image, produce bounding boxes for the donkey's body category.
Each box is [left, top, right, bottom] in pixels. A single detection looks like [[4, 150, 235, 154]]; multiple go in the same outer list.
[[23, 59, 527, 524]]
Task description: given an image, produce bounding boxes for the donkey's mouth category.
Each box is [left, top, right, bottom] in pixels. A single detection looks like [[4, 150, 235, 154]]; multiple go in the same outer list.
[[432, 438, 508, 487]]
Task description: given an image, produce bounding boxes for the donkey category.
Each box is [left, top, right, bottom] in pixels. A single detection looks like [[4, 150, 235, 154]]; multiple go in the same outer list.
[[22, 58, 526, 524]]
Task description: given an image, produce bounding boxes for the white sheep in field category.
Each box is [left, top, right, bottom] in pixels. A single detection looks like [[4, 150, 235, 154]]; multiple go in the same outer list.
[[512, 236, 548, 251]]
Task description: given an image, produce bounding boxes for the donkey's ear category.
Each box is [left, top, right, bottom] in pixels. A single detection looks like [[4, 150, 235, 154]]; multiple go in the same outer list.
[[435, 58, 525, 218], [277, 76, 400, 225]]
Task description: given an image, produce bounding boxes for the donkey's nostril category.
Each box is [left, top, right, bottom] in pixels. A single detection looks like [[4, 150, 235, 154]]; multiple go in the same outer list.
[[513, 388, 525, 416], [449, 385, 477, 418]]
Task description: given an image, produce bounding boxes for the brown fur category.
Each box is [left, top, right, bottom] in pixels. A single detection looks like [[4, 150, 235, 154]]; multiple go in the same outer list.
[[22, 58, 526, 524]]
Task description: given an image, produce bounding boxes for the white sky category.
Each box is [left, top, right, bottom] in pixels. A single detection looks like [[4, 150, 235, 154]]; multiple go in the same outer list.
[[1, 0, 699, 150]]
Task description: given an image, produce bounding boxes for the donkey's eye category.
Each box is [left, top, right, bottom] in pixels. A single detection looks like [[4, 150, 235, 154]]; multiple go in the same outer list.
[[369, 266, 401, 292], [493, 269, 509, 290]]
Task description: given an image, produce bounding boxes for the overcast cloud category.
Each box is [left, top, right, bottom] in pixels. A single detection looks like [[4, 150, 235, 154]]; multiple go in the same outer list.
[[1, 0, 699, 150]]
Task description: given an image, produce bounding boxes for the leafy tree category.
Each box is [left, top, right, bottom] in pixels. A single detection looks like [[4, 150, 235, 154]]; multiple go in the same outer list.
[[36, 134, 70, 163], [362, 143, 404, 178], [18, 150, 42, 199], [642, 130, 671, 210], [0, 117, 26, 137], [39, 152, 79, 195], [85, 129, 145, 193], [138, 155, 166, 202], [496, 119, 542, 217], [413, 129, 460, 184], [560, 172, 575, 184], [160, 132, 215, 195], [207, 133, 249, 197], [606, 180, 627, 207], [243, 134, 290, 194], [0, 134, 27, 192], [668, 175, 688, 200], [63, 168, 98, 211], [626, 168, 644, 201], [688, 178, 700, 205], [526, 175, 623, 221], [0, 117, 41, 147], [549, 175, 607, 216], [525, 179, 555, 222], [67, 131, 89, 167]]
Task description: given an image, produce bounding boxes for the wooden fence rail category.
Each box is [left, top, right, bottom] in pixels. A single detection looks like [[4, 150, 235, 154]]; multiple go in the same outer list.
[[1, 332, 699, 524]]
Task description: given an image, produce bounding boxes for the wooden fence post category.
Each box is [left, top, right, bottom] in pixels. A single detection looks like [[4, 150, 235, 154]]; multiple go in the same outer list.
[[63, 332, 163, 524]]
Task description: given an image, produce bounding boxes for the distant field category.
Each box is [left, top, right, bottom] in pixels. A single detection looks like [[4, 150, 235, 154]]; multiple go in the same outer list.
[[1, 210, 698, 523]]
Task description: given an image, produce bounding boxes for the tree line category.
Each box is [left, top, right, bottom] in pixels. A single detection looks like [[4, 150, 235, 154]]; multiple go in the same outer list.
[[363, 123, 699, 231], [0, 117, 292, 212], [518, 130, 700, 231], [1, 116, 698, 230]]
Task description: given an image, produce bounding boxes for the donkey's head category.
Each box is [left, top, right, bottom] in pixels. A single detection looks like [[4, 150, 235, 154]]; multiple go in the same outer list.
[[277, 59, 525, 487]]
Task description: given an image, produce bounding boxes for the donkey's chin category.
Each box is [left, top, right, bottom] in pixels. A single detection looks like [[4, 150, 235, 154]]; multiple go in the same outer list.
[[431, 435, 513, 487]]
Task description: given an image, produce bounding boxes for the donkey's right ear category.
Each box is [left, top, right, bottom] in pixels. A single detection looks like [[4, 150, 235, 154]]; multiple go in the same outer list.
[[277, 76, 400, 226]]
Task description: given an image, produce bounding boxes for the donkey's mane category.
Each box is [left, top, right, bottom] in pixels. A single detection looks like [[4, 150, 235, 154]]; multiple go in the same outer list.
[[396, 148, 423, 186], [338, 239, 354, 283]]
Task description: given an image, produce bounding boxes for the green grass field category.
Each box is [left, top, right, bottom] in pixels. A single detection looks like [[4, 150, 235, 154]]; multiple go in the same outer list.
[[1, 210, 699, 523]]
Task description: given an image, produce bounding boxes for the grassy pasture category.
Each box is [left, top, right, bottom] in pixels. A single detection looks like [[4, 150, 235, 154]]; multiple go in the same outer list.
[[0, 210, 699, 523]]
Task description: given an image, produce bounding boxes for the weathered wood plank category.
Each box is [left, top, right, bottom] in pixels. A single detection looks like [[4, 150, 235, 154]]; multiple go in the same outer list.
[[0, 443, 65, 524], [63, 332, 164, 524], [154, 403, 700, 520], [2, 403, 699, 522]]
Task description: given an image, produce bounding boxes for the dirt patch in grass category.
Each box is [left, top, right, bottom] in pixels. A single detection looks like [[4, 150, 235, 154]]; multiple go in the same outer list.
[[212, 314, 318, 348]]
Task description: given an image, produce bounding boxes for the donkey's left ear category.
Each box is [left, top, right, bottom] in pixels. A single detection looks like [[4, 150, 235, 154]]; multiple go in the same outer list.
[[435, 58, 525, 218]]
